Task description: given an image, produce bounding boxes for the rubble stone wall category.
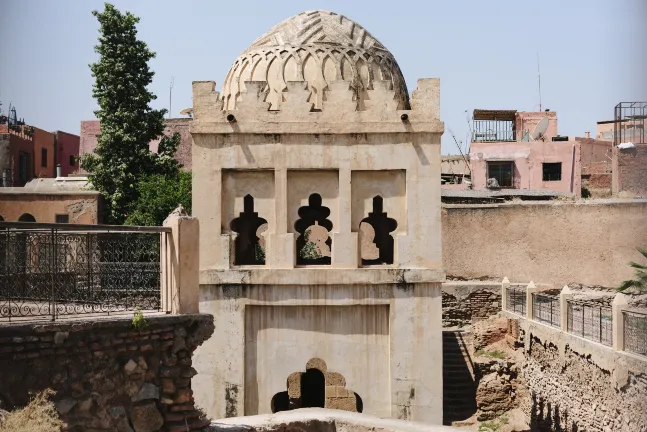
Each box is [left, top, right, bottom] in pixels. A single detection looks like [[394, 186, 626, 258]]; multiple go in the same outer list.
[[442, 282, 501, 328], [515, 319, 647, 432], [0, 314, 214, 432]]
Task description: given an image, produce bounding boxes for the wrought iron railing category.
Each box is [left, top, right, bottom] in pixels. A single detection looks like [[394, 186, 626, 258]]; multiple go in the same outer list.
[[506, 286, 526, 316], [567, 300, 613, 346], [623, 310, 647, 357], [0, 222, 170, 322], [532, 293, 560, 328]]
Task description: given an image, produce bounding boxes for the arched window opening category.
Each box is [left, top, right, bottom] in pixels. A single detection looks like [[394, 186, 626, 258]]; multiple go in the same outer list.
[[230, 195, 268, 265], [295, 193, 333, 265], [359, 196, 397, 265], [18, 213, 36, 222]]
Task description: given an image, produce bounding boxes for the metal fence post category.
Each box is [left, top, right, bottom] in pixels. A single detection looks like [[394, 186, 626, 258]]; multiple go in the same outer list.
[[50, 227, 56, 321]]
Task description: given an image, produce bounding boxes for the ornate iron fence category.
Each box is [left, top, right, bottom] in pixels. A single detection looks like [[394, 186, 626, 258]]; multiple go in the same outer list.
[[567, 301, 613, 346], [624, 310, 647, 357], [0, 222, 170, 322], [532, 293, 560, 328], [506, 286, 526, 315]]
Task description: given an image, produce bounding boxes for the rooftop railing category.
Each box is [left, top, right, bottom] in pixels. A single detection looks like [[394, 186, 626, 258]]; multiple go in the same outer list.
[[0, 221, 172, 322]]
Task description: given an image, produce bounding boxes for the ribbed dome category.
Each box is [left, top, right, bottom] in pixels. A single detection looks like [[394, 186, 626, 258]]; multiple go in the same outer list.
[[221, 10, 409, 112]]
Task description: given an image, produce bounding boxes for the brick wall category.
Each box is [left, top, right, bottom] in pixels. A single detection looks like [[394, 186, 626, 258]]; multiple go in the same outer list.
[[80, 119, 192, 171], [614, 144, 647, 196], [0, 314, 214, 432]]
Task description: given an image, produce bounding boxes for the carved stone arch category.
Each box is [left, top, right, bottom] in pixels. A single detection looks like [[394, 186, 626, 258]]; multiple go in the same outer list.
[[359, 195, 397, 265]]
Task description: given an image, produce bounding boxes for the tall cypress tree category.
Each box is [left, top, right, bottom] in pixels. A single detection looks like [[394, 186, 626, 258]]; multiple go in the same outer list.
[[82, 3, 180, 224]]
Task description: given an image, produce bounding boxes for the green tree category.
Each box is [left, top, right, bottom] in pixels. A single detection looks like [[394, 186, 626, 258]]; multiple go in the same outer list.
[[125, 172, 192, 226], [81, 3, 180, 224], [618, 248, 647, 293]]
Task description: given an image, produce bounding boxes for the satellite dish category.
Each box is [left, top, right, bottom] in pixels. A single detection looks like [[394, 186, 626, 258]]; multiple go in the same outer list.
[[530, 117, 549, 141], [180, 108, 193, 117]]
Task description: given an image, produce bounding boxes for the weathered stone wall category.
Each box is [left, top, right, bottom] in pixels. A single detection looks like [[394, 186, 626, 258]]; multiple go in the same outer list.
[[442, 200, 647, 287], [513, 319, 647, 431], [0, 314, 214, 432]]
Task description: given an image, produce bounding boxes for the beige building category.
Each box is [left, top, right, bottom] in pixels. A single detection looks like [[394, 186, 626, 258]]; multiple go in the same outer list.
[[190, 10, 445, 424]]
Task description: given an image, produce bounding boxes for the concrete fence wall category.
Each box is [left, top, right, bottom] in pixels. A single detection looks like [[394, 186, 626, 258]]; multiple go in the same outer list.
[[442, 200, 647, 288]]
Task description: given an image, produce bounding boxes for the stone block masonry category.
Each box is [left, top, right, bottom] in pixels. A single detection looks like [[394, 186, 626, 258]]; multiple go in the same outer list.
[[0, 314, 214, 432]]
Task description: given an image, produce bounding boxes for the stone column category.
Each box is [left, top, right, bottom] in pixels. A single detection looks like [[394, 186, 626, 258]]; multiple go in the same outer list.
[[526, 281, 537, 320], [501, 277, 510, 311], [332, 167, 358, 268], [268, 168, 294, 268], [560, 285, 572, 331], [612, 293, 629, 351], [161, 206, 200, 314]]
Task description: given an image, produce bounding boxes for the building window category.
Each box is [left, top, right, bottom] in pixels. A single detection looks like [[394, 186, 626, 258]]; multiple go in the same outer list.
[[55, 214, 69, 223], [487, 161, 514, 188], [41, 148, 47, 167], [19, 151, 31, 185], [69, 155, 76, 166], [542, 163, 562, 181]]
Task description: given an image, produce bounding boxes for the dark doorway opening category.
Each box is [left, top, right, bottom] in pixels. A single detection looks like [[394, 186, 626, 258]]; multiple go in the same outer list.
[[271, 391, 289, 413], [300, 368, 325, 408], [18, 213, 36, 222]]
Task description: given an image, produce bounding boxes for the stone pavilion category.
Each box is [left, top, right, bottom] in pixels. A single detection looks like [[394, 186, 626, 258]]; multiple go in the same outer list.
[[191, 10, 445, 424]]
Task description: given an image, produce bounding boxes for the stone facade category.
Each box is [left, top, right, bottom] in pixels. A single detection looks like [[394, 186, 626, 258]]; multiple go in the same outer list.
[[442, 281, 502, 328], [192, 9, 445, 425], [0, 315, 214, 432]]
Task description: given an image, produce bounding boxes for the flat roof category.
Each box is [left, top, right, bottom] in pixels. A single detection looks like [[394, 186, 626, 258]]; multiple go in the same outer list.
[[473, 109, 517, 121]]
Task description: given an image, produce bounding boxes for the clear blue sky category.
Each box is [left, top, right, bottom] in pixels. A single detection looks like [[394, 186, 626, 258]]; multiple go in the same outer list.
[[1, 0, 645, 154]]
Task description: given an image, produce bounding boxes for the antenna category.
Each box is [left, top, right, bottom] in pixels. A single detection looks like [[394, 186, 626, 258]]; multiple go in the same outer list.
[[537, 53, 541, 111], [449, 128, 471, 175], [169, 76, 175, 119]]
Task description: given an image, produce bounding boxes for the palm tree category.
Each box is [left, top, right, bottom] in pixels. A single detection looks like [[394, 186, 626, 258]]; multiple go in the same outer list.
[[618, 248, 647, 293]]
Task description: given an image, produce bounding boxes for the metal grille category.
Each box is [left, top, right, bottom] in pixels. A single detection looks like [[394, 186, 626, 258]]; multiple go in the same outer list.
[[623, 311, 647, 357], [532, 293, 560, 328], [567, 301, 613, 346], [614, 102, 646, 146], [506, 286, 526, 316], [0, 222, 169, 322]]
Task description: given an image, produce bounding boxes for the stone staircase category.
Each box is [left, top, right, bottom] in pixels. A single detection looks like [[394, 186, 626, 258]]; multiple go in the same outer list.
[[442, 330, 477, 424]]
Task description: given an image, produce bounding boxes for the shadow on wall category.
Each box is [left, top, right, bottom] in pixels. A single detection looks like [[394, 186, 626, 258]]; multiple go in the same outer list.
[[530, 393, 579, 432], [442, 331, 477, 424]]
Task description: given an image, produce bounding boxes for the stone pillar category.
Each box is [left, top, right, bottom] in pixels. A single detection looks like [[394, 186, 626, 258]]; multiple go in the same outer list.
[[560, 285, 572, 331], [501, 277, 510, 311], [612, 293, 629, 351], [332, 167, 358, 268], [268, 168, 294, 268], [162, 206, 200, 314], [526, 281, 537, 320]]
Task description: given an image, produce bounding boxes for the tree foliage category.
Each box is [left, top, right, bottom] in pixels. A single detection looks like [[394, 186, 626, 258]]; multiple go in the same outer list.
[[81, 3, 181, 224], [618, 248, 647, 293], [125, 171, 192, 226]]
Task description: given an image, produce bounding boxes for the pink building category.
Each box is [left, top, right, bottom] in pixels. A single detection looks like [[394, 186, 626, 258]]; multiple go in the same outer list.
[[55, 131, 80, 177], [468, 110, 612, 198], [79, 118, 193, 171]]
